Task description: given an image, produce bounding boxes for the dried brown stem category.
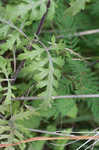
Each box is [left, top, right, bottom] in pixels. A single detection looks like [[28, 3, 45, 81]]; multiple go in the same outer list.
[[0, 136, 99, 148]]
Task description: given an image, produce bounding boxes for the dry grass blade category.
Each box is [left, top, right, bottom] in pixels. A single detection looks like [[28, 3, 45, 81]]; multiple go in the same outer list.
[[1, 136, 99, 148]]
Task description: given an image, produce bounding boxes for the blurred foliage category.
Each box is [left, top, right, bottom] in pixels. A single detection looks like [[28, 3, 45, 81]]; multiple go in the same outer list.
[[0, 0, 99, 149]]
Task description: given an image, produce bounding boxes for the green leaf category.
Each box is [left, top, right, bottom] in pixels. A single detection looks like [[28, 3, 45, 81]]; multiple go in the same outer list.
[[64, 0, 89, 16], [47, 1, 55, 20]]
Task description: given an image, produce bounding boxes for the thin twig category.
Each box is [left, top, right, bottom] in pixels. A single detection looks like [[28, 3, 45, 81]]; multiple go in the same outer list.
[[0, 18, 29, 39], [74, 29, 99, 36], [13, 49, 16, 73], [76, 133, 99, 150], [0, 79, 14, 82], [1, 136, 99, 148], [36, 0, 51, 36], [11, 60, 25, 85], [57, 29, 99, 38], [28, 128, 66, 136], [27, 128, 99, 136], [65, 48, 86, 61], [11, 94, 99, 101], [76, 128, 99, 150], [91, 139, 99, 150], [50, 139, 79, 148]]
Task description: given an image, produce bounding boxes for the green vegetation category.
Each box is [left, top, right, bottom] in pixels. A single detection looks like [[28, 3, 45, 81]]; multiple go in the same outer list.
[[0, 0, 99, 149]]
